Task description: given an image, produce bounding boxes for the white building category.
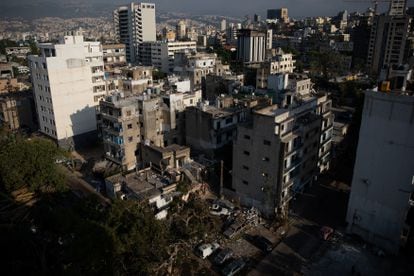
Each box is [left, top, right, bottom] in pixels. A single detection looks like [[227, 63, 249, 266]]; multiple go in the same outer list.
[[220, 19, 227, 32], [29, 34, 103, 148], [114, 2, 156, 63], [237, 29, 266, 63], [139, 41, 197, 73], [346, 89, 414, 254]]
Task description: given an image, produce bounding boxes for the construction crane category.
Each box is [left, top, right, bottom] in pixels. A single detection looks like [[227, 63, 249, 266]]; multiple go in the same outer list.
[[343, 0, 391, 15]]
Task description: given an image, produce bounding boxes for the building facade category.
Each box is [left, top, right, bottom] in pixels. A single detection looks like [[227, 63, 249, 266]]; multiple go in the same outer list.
[[228, 76, 332, 217], [139, 41, 197, 73], [29, 34, 103, 148], [237, 29, 267, 63], [113, 2, 156, 63], [367, 2, 410, 76], [346, 89, 414, 254]]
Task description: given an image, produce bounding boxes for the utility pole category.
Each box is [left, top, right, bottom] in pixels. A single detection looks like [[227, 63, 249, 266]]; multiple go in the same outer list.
[[220, 160, 224, 199]]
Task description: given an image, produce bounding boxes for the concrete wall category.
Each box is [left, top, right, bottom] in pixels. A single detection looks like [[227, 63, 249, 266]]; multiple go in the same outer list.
[[346, 90, 414, 254], [230, 114, 282, 216]]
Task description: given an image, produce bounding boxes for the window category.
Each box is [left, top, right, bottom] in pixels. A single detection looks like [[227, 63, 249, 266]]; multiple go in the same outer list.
[[226, 117, 233, 124], [264, 140, 271, 146], [281, 124, 285, 131], [263, 157, 270, 162], [126, 110, 131, 116], [243, 165, 249, 171], [242, 180, 249, 185], [243, 151, 250, 156], [244, 135, 251, 140], [128, 137, 133, 143], [127, 124, 133, 129]]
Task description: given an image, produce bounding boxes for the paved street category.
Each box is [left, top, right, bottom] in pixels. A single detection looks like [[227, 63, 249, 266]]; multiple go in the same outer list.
[[249, 176, 349, 275]]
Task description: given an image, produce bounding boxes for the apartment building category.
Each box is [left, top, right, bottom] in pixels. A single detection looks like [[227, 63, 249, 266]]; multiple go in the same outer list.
[[139, 41, 197, 73], [228, 75, 332, 217], [346, 89, 414, 254], [28, 34, 104, 148], [119, 66, 154, 95], [255, 49, 296, 89], [113, 2, 156, 63], [174, 52, 230, 90], [102, 43, 127, 75], [100, 89, 203, 170], [367, 1, 410, 76], [185, 102, 249, 158], [267, 8, 289, 23], [0, 91, 36, 131]]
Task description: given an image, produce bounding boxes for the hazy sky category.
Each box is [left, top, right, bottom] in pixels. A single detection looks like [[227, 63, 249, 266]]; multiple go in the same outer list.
[[3, 0, 414, 18], [134, 0, 414, 17]]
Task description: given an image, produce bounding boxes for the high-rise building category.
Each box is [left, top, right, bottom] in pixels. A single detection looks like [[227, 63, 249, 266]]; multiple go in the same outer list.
[[237, 29, 266, 63], [267, 8, 289, 23], [389, 0, 407, 16], [220, 19, 227, 32], [367, 1, 410, 76], [113, 2, 156, 63], [29, 34, 104, 148], [346, 88, 414, 254], [176, 20, 187, 40]]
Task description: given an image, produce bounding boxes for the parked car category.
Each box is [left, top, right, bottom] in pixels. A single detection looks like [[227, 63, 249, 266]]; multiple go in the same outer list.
[[214, 248, 234, 265], [221, 258, 246, 276], [210, 204, 230, 216], [320, 226, 334, 240], [253, 235, 273, 253], [195, 242, 220, 259]]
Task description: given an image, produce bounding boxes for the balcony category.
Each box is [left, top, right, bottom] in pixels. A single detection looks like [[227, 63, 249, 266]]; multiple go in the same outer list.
[[284, 158, 302, 174], [105, 152, 124, 165], [102, 125, 123, 135], [104, 136, 124, 147]]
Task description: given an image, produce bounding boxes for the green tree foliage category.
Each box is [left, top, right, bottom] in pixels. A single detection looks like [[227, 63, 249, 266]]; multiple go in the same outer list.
[[105, 200, 169, 275], [0, 134, 67, 194]]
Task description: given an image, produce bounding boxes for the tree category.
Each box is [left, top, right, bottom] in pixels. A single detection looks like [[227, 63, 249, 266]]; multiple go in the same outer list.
[[0, 134, 67, 195]]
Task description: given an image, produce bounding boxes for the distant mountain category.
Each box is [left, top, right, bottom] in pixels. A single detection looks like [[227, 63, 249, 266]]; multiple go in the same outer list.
[[0, 1, 116, 19]]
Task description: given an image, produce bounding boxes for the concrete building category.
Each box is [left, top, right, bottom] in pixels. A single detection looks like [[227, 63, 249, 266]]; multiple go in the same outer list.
[[367, 2, 410, 76], [100, 89, 202, 170], [139, 41, 197, 73], [346, 89, 414, 254], [220, 19, 227, 32], [100, 93, 167, 171], [0, 91, 36, 131], [29, 34, 103, 148], [389, 0, 407, 16], [176, 20, 187, 41], [141, 144, 191, 173], [5, 47, 31, 59], [119, 66, 154, 95], [173, 52, 230, 90], [102, 44, 127, 75], [255, 49, 296, 89], [237, 29, 266, 63], [113, 2, 156, 63], [185, 101, 249, 158], [267, 8, 289, 23], [227, 75, 332, 217]]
